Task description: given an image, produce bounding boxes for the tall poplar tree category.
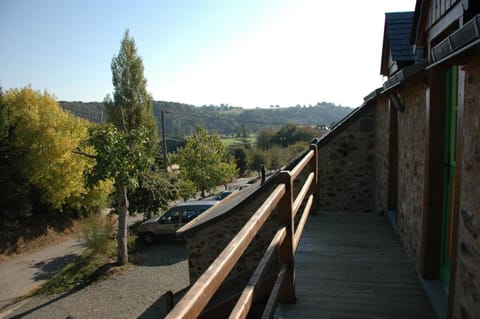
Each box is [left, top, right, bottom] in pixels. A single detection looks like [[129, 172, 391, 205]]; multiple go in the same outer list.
[[101, 30, 159, 265], [105, 30, 158, 153]]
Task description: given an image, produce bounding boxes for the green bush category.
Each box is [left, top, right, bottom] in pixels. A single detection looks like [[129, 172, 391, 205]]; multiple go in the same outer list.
[[80, 214, 115, 256]]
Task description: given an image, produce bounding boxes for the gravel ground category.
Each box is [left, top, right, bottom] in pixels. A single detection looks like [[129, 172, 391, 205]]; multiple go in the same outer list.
[[4, 242, 189, 319]]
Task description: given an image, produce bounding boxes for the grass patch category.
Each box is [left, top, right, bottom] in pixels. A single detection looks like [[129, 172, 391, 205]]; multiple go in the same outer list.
[[220, 136, 256, 147], [32, 216, 148, 296], [32, 213, 118, 295], [33, 251, 111, 295]]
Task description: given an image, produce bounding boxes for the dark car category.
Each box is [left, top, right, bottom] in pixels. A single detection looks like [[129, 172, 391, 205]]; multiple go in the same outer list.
[[137, 200, 218, 243]]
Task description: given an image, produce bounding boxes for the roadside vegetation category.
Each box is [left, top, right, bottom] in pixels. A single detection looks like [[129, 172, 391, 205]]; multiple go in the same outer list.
[[33, 214, 118, 295]]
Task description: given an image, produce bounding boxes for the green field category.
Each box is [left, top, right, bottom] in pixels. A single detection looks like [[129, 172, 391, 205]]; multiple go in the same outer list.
[[220, 135, 256, 147]]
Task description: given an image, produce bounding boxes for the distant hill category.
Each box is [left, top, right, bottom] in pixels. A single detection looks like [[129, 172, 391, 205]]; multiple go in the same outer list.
[[59, 100, 354, 138]]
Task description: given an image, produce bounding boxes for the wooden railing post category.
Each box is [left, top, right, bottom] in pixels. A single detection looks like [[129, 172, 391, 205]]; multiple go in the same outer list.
[[165, 290, 174, 313], [277, 170, 296, 304], [309, 143, 319, 212]]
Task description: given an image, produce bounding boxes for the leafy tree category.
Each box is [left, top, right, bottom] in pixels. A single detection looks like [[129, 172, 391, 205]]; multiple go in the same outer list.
[[232, 147, 248, 176], [129, 169, 178, 220], [256, 127, 275, 150], [273, 123, 317, 147], [248, 149, 268, 177], [84, 124, 151, 265], [173, 126, 237, 197], [88, 30, 161, 265], [105, 30, 159, 156], [174, 177, 196, 201], [0, 87, 103, 213]]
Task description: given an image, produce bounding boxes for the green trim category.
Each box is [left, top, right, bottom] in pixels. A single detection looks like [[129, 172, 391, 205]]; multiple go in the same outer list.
[[439, 66, 458, 288]]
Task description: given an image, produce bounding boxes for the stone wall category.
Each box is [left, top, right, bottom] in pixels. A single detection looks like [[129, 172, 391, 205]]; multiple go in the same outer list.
[[317, 106, 377, 213], [452, 61, 480, 319], [374, 95, 390, 213], [393, 83, 426, 272]]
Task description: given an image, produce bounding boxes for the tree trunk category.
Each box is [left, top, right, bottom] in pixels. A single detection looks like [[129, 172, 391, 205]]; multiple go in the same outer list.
[[116, 181, 129, 265]]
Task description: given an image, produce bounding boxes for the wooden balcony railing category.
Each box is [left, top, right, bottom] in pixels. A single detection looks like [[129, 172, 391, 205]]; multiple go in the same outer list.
[[165, 143, 319, 319]]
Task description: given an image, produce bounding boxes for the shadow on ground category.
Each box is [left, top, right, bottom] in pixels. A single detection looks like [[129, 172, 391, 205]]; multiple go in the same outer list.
[[138, 294, 170, 319], [134, 241, 188, 267], [30, 253, 81, 281]]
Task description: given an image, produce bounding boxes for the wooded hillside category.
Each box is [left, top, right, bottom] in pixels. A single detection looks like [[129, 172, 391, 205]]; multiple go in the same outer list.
[[60, 100, 354, 137]]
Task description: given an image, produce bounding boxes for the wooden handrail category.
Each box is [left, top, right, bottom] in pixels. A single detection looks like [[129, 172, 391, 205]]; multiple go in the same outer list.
[[165, 143, 319, 318], [165, 185, 285, 318], [229, 227, 287, 319], [293, 172, 314, 217], [290, 149, 314, 180], [261, 264, 287, 319], [294, 194, 314, 251]]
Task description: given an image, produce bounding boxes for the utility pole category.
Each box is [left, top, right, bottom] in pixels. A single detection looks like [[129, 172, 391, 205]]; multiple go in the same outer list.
[[161, 110, 168, 173]]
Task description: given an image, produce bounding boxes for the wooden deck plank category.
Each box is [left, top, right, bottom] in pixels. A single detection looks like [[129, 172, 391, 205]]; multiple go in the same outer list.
[[275, 213, 436, 319]]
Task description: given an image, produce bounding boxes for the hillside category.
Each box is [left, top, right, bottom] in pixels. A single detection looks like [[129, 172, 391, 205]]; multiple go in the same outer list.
[[59, 100, 354, 137]]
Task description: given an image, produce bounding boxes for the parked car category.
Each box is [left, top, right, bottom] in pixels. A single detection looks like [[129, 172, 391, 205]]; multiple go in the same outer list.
[[203, 190, 237, 201], [137, 200, 218, 243]]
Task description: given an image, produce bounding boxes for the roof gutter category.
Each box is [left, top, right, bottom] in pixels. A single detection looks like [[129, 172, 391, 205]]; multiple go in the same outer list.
[[428, 14, 480, 69]]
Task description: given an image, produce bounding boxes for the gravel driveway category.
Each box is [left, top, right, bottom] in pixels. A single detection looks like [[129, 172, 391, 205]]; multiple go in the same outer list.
[[3, 242, 189, 319]]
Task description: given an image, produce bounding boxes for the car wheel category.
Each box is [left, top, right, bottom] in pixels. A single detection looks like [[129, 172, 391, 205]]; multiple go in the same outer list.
[[143, 232, 155, 244]]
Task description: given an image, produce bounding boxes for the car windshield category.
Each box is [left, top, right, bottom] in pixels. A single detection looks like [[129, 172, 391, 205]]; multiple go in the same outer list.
[[161, 209, 181, 224], [181, 209, 198, 223], [213, 191, 232, 200]]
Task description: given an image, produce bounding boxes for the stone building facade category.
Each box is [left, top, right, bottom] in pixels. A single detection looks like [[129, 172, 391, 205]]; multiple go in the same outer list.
[[452, 60, 480, 319], [390, 83, 427, 273]]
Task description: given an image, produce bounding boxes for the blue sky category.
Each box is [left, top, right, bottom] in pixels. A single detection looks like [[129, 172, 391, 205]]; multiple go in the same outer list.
[[1, 0, 416, 108]]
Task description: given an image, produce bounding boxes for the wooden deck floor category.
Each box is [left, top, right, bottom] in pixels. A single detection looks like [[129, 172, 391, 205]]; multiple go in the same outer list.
[[275, 213, 436, 319]]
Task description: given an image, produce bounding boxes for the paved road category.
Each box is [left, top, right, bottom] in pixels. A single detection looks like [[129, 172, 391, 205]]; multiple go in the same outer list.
[[0, 238, 85, 310]]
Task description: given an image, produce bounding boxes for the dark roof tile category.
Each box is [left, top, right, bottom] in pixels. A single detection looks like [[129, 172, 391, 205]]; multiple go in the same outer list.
[[385, 12, 420, 62]]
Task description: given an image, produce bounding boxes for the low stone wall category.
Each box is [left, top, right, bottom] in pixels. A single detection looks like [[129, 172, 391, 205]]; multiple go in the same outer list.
[[453, 61, 480, 319], [317, 106, 376, 213]]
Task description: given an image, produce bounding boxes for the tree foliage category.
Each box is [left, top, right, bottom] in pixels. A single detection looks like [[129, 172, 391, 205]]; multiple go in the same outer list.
[[173, 126, 237, 197], [232, 147, 248, 176], [0, 87, 111, 215], [105, 30, 158, 155], [85, 125, 152, 187], [128, 169, 178, 219], [272, 123, 317, 147]]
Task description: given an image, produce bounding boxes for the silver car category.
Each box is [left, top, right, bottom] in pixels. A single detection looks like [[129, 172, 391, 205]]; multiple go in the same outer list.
[[137, 200, 218, 243]]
